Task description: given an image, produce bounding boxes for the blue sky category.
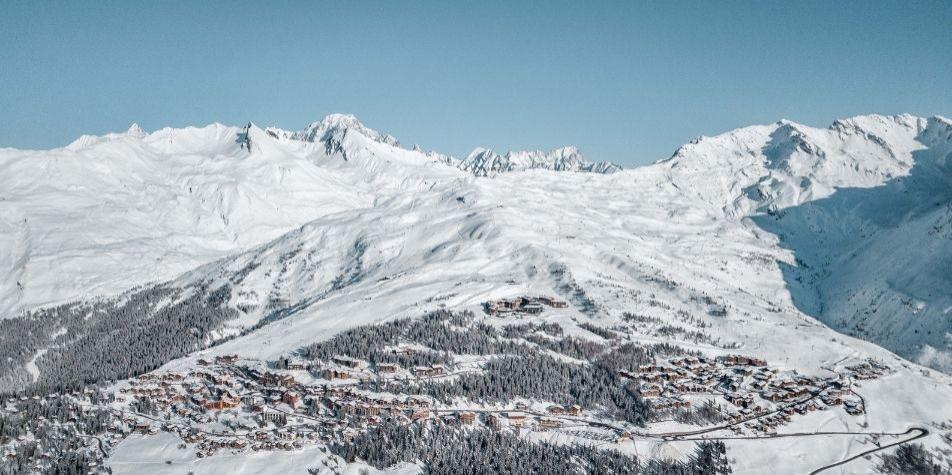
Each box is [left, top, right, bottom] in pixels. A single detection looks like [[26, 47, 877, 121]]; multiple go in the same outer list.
[[1, 1, 950, 166]]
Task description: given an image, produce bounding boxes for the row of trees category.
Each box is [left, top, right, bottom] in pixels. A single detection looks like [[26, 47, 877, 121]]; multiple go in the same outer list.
[[877, 444, 950, 475], [0, 391, 115, 474], [549, 262, 601, 317], [305, 310, 533, 370], [372, 352, 654, 426], [32, 282, 238, 392], [1, 280, 239, 394]]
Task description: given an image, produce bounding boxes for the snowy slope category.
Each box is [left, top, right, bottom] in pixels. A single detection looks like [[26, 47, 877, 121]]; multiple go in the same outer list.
[[661, 114, 952, 372], [0, 117, 470, 320]]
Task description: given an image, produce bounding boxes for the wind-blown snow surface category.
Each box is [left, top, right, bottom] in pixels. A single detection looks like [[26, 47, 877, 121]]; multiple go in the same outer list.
[[1, 113, 951, 472]]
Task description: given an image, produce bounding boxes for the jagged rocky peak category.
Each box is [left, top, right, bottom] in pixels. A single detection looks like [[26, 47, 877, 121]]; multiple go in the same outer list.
[[266, 113, 401, 147], [126, 122, 146, 138], [460, 145, 621, 176], [920, 115, 952, 147]]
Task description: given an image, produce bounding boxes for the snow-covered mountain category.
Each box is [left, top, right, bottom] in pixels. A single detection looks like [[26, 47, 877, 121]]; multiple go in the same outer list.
[[1, 113, 951, 474], [460, 146, 621, 176], [266, 114, 622, 176], [660, 114, 952, 373], [265, 113, 402, 148]]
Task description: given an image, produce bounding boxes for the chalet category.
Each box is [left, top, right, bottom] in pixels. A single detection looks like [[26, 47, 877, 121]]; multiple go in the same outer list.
[[262, 412, 287, 425], [537, 418, 561, 429], [638, 385, 662, 397], [408, 397, 431, 408], [204, 397, 240, 411], [243, 393, 265, 405], [547, 405, 565, 415], [215, 354, 240, 365], [506, 412, 527, 427], [285, 359, 308, 371], [332, 355, 362, 368], [411, 409, 430, 422], [377, 363, 399, 373], [458, 411, 476, 425], [336, 402, 356, 416], [260, 372, 295, 387], [486, 414, 501, 430], [567, 404, 582, 416], [325, 369, 350, 380], [763, 391, 783, 402], [522, 303, 543, 314], [282, 391, 301, 408], [413, 364, 446, 378], [357, 404, 380, 417], [726, 392, 753, 407], [133, 422, 152, 434], [843, 400, 864, 415]]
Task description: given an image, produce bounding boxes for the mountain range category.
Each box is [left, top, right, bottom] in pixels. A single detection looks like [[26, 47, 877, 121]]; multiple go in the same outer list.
[[1, 113, 950, 474]]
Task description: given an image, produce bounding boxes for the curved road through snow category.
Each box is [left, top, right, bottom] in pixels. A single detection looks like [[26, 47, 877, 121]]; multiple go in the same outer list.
[[807, 427, 929, 475]]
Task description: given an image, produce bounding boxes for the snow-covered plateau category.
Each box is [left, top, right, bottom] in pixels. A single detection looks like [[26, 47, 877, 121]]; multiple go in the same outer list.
[[0, 113, 950, 474]]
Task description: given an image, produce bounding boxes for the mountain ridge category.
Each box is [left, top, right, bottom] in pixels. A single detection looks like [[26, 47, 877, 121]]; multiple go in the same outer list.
[[2, 112, 950, 375]]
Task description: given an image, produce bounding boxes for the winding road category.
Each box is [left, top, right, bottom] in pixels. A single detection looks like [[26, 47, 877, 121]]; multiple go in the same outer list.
[[807, 427, 929, 475]]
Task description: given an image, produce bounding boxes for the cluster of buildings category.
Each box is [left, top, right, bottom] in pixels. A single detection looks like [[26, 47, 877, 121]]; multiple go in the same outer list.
[[107, 352, 626, 460], [315, 352, 449, 381], [625, 354, 881, 434], [483, 296, 568, 317], [111, 357, 479, 458]]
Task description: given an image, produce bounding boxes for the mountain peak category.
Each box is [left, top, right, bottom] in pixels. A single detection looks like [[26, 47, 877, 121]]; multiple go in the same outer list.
[[126, 123, 146, 138], [460, 146, 620, 176], [313, 113, 365, 130], [272, 114, 401, 148]]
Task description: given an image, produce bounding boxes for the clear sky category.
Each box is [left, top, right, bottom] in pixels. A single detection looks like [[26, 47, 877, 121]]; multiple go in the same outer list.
[[2, 1, 950, 166]]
